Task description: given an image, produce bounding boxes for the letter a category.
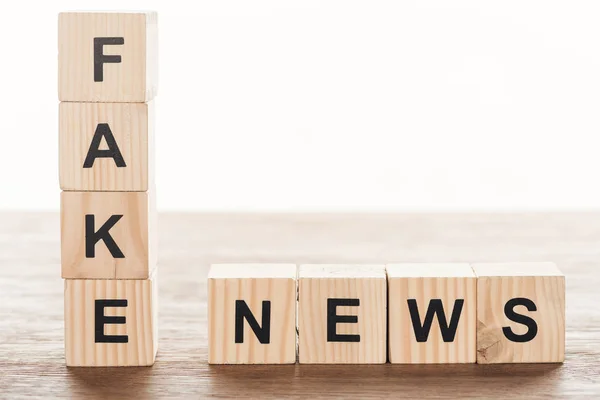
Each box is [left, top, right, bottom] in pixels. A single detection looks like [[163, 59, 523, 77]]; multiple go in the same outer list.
[[83, 123, 127, 168]]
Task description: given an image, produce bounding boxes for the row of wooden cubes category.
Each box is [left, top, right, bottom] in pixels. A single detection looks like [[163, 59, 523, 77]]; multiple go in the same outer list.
[[208, 263, 565, 364]]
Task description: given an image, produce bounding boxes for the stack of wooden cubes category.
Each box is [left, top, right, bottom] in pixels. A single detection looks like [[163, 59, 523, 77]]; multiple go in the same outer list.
[[58, 11, 159, 367]]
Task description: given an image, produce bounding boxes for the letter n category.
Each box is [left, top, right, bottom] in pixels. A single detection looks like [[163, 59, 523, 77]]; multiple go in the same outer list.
[[235, 300, 271, 344]]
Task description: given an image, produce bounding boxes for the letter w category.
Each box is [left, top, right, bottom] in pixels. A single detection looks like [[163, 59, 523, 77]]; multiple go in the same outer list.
[[407, 299, 464, 342]]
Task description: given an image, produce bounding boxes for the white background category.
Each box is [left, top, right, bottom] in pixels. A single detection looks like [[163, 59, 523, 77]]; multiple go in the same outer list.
[[2, 1, 599, 211]]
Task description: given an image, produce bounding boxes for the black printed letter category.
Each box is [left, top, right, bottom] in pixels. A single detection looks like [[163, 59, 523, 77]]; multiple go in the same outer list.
[[503, 297, 538, 342], [83, 124, 126, 168], [235, 300, 270, 344], [327, 298, 360, 342], [85, 215, 125, 258], [94, 37, 124, 82], [407, 299, 464, 342], [95, 299, 128, 343]]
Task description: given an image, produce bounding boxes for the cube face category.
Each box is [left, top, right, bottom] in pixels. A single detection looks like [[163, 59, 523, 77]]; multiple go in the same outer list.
[[59, 102, 153, 191], [61, 191, 156, 279], [473, 263, 565, 364], [208, 264, 297, 364], [58, 12, 158, 102], [64, 276, 158, 367], [387, 264, 476, 364], [298, 265, 386, 364]]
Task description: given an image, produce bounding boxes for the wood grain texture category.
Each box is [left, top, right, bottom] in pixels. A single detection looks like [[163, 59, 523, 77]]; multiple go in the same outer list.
[[208, 264, 296, 364], [58, 12, 158, 102], [298, 264, 386, 364], [387, 263, 476, 364], [61, 191, 157, 279], [1, 212, 599, 398], [59, 102, 154, 192], [65, 275, 158, 366], [473, 262, 565, 364], [59, 102, 153, 191]]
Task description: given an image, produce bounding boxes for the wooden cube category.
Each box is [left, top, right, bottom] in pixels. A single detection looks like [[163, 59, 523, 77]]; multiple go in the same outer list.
[[61, 191, 157, 279], [64, 275, 158, 366], [473, 262, 565, 364], [386, 263, 476, 364], [298, 264, 386, 364], [59, 102, 154, 191], [58, 12, 158, 102], [208, 264, 297, 364]]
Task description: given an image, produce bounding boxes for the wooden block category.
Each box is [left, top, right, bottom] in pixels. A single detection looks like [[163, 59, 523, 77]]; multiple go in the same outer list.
[[61, 191, 157, 279], [298, 264, 386, 364], [59, 102, 154, 191], [473, 262, 565, 364], [208, 264, 296, 364], [64, 274, 158, 366], [386, 263, 476, 364], [58, 12, 158, 102]]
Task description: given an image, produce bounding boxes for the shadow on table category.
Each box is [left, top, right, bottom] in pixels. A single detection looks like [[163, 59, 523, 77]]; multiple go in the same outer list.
[[67, 367, 153, 397], [208, 363, 564, 398]]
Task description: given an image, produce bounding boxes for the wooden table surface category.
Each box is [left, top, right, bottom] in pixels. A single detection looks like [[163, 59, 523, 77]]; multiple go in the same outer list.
[[1, 212, 599, 398]]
